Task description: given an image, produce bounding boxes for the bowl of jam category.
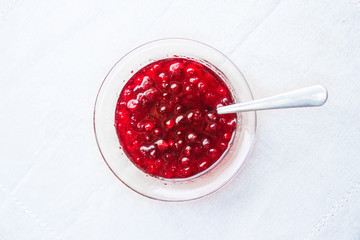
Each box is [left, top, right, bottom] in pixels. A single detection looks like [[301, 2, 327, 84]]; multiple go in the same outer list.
[[94, 39, 256, 201]]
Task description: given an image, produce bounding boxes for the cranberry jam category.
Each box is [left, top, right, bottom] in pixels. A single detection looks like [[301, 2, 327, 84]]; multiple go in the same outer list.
[[115, 58, 237, 179]]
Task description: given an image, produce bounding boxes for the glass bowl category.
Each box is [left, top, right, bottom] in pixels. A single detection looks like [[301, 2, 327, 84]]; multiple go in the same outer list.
[[94, 39, 256, 201]]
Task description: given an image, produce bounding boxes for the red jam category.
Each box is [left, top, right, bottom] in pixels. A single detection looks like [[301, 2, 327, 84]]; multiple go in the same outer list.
[[115, 58, 237, 178]]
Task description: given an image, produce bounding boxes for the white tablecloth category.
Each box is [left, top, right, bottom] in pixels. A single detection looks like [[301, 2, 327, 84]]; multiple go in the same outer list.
[[1, 0, 359, 239]]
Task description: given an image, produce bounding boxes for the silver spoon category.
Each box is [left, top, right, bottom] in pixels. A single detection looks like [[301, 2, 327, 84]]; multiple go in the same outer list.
[[217, 85, 328, 114]]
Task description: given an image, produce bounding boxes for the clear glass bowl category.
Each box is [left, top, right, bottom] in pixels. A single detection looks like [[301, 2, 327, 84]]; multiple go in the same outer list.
[[94, 39, 256, 201]]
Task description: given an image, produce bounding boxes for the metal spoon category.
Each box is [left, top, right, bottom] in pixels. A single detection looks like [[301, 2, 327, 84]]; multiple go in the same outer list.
[[217, 85, 328, 114]]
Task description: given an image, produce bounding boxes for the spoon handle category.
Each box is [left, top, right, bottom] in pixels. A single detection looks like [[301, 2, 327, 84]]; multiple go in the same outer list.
[[217, 85, 328, 114]]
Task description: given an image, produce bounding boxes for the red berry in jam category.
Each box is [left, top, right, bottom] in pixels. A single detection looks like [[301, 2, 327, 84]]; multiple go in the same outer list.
[[144, 122, 155, 132], [217, 141, 228, 151], [169, 62, 184, 76], [158, 72, 169, 82], [198, 159, 209, 171], [197, 82, 207, 92], [175, 115, 186, 125], [162, 92, 171, 101], [193, 110, 202, 121], [186, 111, 195, 122], [184, 84, 195, 94], [175, 140, 184, 150], [164, 171, 173, 178], [224, 133, 232, 140], [208, 148, 220, 160], [174, 104, 183, 113], [176, 129, 184, 139], [155, 139, 169, 151], [185, 64, 201, 76], [217, 87, 227, 96], [170, 82, 181, 94], [181, 157, 191, 166], [186, 132, 197, 143], [152, 128, 161, 136], [134, 157, 142, 164], [144, 88, 158, 101], [207, 112, 217, 122], [115, 58, 236, 178], [179, 166, 194, 177], [168, 140, 175, 148], [202, 138, 211, 149], [205, 123, 218, 133], [189, 77, 199, 84], [127, 99, 139, 111], [184, 146, 192, 156], [186, 67, 195, 75], [165, 119, 175, 129]]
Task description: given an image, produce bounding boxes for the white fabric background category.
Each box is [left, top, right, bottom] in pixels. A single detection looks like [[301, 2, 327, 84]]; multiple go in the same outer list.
[[1, 0, 360, 239]]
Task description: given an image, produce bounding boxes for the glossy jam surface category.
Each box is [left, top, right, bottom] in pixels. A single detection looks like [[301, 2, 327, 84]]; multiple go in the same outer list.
[[115, 58, 237, 178]]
